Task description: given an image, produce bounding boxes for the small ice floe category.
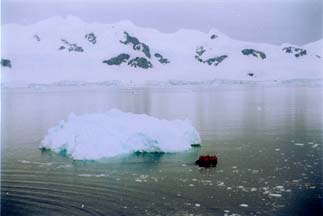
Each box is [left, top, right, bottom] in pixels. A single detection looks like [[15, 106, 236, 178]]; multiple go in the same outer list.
[[312, 144, 319, 148], [78, 174, 107, 177], [81, 204, 85, 208], [18, 160, 32, 164], [294, 143, 304, 146], [56, 164, 72, 169], [135, 175, 149, 182], [275, 186, 285, 192], [217, 181, 225, 187], [151, 176, 159, 182], [269, 193, 282, 198], [275, 148, 280, 151], [250, 188, 257, 192], [18, 160, 53, 166], [251, 170, 259, 174], [189, 184, 195, 187], [239, 204, 248, 207], [195, 203, 200, 207]]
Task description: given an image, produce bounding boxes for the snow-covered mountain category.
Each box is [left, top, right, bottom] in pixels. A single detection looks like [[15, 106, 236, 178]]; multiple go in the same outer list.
[[1, 16, 322, 85]]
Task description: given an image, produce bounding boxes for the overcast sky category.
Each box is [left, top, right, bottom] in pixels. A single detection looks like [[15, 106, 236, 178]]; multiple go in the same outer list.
[[1, 0, 322, 45]]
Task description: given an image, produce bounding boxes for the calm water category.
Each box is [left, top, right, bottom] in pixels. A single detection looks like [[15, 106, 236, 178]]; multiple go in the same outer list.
[[1, 85, 323, 216]]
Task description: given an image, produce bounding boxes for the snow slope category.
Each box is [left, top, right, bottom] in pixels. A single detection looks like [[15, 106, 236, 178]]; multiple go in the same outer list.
[[40, 109, 201, 160], [1, 16, 322, 85]]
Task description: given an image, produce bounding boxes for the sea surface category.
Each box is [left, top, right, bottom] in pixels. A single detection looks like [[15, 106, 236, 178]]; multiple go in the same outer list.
[[1, 85, 322, 216]]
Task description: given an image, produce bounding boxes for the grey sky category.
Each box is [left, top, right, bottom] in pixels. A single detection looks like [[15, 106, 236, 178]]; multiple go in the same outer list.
[[1, 0, 322, 45]]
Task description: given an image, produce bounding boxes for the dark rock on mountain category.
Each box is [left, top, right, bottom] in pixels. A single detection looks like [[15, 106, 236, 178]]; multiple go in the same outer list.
[[85, 32, 97, 44], [195, 46, 228, 66], [33, 34, 41, 42], [195, 46, 206, 56], [59, 39, 84, 52], [241, 49, 266, 59], [120, 32, 151, 58], [128, 57, 153, 69], [205, 55, 228, 66], [315, 55, 321, 59], [154, 53, 170, 64], [282, 46, 307, 57], [210, 34, 218, 39], [103, 53, 130, 65], [1, 58, 12, 68], [248, 72, 254, 77]]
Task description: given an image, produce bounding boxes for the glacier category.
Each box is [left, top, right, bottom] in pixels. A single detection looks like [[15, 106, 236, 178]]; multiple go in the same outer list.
[[1, 16, 322, 86], [40, 109, 201, 160]]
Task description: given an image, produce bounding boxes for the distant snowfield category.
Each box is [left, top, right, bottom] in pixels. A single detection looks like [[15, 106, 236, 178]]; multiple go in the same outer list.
[[1, 16, 322, 87]]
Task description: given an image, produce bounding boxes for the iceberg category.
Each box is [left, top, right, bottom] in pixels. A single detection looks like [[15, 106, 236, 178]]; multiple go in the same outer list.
[[40, 109, 201, 160]]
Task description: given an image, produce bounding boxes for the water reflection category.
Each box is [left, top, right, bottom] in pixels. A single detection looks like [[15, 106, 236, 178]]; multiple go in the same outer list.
[[1, 85, 322, 216]]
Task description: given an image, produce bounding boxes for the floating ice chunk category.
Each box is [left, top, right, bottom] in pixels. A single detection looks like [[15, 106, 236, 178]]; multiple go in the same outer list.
[[239, 204, 248, 207], [295, 143, 304, 146], [312, 144, 319, 148], [269, 193, 282, 198], [41, 109, 201, 160], [78, 174, 108, 177]]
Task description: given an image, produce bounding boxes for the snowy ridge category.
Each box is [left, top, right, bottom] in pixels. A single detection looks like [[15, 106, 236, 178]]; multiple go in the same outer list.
[[40, 109, 201, 160], [1, 16, 322, 85]]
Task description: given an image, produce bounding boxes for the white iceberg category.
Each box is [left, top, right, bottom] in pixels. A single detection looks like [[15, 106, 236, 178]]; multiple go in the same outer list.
[[40, 109, 201, 160]]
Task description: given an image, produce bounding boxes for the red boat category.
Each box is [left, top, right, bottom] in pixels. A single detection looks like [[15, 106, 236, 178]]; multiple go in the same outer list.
[[195, 155, 218, 167]]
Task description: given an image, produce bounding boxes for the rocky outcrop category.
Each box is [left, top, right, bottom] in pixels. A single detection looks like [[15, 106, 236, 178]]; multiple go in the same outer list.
[[241, 49, 266, 59], [59, 39, 84, 52], [128, 57, 152, 69], [154, 53, 170, 64], [282, 46, 307, 57], [33, 34, 41, 42], [210, 34, 218, 39], [85, 32, 97, 44], [195, 46, 206, 56], [120, 32, 151, 58], [204, 55, 228, 66], [102, 53, 130, 65], [195, 46, 227, 66], [103, 54, 152, 69], [1, 58, 12, 68]]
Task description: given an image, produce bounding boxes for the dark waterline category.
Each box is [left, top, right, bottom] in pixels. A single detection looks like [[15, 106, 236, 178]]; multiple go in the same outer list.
[[1, 85, 323, 216]]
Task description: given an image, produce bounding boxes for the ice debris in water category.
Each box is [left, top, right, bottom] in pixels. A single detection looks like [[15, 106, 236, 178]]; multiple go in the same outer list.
[[239, 204, 248, 207], [40, 109, 201, 160]]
